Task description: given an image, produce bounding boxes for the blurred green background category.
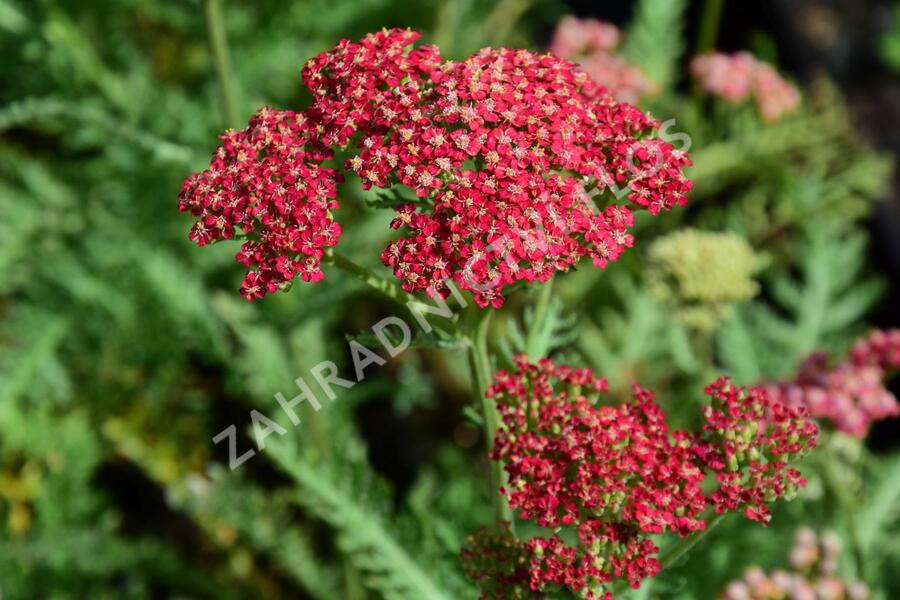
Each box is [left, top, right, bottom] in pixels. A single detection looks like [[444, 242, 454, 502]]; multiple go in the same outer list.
[[1, 0, 899, 598]]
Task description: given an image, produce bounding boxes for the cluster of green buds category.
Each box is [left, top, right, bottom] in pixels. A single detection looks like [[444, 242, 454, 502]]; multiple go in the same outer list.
[[647, 228, 761, 331]]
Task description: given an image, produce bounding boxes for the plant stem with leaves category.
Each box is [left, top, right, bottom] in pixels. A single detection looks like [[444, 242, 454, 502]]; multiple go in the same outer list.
[[327, 251, 462, 339], [466, 308, 514, 527], [328, 251, 512, 525]]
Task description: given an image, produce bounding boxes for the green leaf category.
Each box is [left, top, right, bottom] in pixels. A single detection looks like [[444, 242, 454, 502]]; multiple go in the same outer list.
[[721, 228, 884, 378], [267, 437, 456, 600], [716, 310, 762, 385], [858, 452, 900, 555], [622, 0, 688, 89]]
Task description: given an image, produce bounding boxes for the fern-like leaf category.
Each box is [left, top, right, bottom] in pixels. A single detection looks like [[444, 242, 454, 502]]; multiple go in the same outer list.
[[266, 437, 454, 600], [717, 228, 884, 379], [858, 451, 900, 555], [622, 0, 688, 90]]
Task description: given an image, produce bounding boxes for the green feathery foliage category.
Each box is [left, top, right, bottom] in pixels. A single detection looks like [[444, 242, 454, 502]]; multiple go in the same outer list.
[[577, 272, 702, 395], [266, 435, 459, 600], [718, 228, 885, 380], [500, 284, 578, 363], [621, 0, 688, 89]]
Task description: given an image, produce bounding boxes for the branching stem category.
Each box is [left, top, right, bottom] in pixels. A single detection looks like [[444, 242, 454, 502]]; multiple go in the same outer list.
[[327, 251, 462, 339]]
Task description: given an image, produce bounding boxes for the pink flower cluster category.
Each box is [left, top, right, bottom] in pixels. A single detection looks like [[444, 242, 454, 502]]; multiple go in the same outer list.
[[180, 29, 691, 304], [549, 16, 621, 56], [721, 528, 870, 600], [549, 16, 656, 104], [690, 52, 800, 122], [467, 356, 818, 598], [851, 328, 900, 370], [178, 108, 343, 299], [764, 329, 900, 438]]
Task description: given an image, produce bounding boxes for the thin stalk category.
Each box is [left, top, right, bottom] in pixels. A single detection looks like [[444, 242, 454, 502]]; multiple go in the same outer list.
[[203, 0, 240, 129], [695, 0, 725, 55], [614, 512, 725, 595], [525, 278, 554, 360], [476, 0, 532, 47], [329, 251, 420, 306], [432, 0, 469, 57], [467, 309, 513, 526], [327, 251, 463, 339], [658, 512, 726, 568], [821, 437, 865, 577], [342, 558, 365, 600]]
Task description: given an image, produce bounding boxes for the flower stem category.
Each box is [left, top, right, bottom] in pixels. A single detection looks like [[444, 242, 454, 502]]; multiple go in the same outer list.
[[327, 251, 462, 339], [821, 436, 865, 577], [525, 278, 554, 360], [203, 0, 240, 129], [467, 309, 514, 527], [477, 0, 532, 47], [329, 251, 510, 525], [658, 512, 726, 569], [329, 251, 418, 305], [695, 0, 725, 55]]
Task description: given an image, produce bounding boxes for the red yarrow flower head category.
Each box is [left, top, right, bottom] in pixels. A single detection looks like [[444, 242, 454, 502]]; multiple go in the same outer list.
[[180, 29, 692, 304], [470, 356, 817, 598], [694, 377, 818, 525]]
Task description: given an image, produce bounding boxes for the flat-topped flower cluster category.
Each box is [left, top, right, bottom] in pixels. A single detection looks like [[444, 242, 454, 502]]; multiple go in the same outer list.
[[179, 28, 692, 305], [462, 356, 818, 598], [765, 329, 900, 438]]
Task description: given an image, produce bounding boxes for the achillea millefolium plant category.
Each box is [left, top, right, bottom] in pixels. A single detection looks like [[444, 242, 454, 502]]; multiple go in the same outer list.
[[179, 29, 824, 600], [5, 1, 900, 598]]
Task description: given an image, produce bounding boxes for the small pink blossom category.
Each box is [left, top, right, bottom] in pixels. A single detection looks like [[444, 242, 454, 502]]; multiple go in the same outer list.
[[550, 16, 620, 57], [549, 16, 656, 104], [721, 528, 870, 600], [690, 51, 758, 101], [753, 63, 802, 122], [690, 51, 800, 121], [764, 329, 900, 438]]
